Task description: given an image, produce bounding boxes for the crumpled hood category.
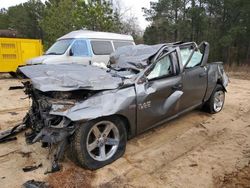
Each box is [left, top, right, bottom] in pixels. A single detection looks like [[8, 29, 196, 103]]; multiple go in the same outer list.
[[19, 64, 123, 92], [110, 44, 166, 70]]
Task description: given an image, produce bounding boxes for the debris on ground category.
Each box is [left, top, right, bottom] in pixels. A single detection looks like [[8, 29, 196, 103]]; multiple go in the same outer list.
[[8, 112, 19, 116], [22, 180, 50, 188], [0, 136, 17, 143], [0, 123, 27, 143], [9, 86, 24, 90], [22, 163, 43, 172], [189, 163, 198, 167], [44, 161, 61, 175]]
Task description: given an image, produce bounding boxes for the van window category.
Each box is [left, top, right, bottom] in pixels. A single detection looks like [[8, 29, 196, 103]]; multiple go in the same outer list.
[[70, 40, 89, 56], [113, 41, 134, 50], [91, 40, 113, 55], [45, 39, 73, 55]]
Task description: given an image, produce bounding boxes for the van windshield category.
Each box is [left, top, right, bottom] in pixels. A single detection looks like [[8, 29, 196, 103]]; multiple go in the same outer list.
[[45, 39, 73, 55]]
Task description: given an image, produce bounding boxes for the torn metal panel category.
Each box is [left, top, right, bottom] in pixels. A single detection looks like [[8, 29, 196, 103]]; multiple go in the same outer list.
[[19, 64, 123, 92], [32, 127, 73, 144]]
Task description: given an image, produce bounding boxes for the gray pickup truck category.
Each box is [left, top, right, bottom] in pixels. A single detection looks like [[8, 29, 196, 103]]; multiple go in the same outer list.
[[19, 41, 228, 170]]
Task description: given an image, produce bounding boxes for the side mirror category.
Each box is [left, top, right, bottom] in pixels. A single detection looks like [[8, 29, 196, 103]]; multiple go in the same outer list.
[[69, 49, 74, 56]]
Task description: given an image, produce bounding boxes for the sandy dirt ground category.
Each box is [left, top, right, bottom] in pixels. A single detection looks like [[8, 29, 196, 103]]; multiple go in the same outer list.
[[0, 74, 250, 188]]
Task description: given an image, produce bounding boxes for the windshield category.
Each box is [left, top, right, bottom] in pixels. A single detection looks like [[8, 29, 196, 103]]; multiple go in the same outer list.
[[45, 39, 73, 55]]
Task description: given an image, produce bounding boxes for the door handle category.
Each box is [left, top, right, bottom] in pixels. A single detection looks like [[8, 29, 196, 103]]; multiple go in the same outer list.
[[172, 83, 183, 90]]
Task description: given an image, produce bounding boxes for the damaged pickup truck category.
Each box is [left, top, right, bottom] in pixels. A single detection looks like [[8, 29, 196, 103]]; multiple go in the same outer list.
[[19, 41, 228, 170]]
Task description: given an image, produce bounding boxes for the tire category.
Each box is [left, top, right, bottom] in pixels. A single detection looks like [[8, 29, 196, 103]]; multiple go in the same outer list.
[[203, 84, 225, 114], [71, 116, 127, 170]]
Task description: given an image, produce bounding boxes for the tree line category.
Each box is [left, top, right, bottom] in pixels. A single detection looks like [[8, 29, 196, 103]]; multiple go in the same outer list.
[[0, 0, 142, 49], [143, 0, 250, 65], [0, 0, 249, 65]]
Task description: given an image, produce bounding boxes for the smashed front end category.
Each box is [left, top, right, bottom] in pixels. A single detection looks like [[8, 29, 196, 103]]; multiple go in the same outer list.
[[24, 81, 79, 145], [19, 64, 125, 171], [23, 81, 92, 172]]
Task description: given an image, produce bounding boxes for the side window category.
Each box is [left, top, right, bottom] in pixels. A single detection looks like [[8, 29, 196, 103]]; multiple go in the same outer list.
[[91, 40, 113, 55], [70, 40, 89, 56], [147, 55, 173, 80], [180, 47, 203, 68], [113, 41, 134, 50]]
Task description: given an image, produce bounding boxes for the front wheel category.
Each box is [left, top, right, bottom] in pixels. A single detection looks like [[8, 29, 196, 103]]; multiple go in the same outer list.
[[204, 84, 225, 113], [71, 117, 127, 170]]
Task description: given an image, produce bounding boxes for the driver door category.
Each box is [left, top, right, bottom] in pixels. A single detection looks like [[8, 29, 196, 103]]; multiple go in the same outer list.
[[136, 51, 183, 133]]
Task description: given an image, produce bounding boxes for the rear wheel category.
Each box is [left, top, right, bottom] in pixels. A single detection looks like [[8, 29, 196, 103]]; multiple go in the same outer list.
[[71, 117, 127, 170], [204, 84, 225, 113]]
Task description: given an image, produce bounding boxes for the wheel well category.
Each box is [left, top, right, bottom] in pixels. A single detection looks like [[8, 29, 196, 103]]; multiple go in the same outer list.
[[112, 114, 131, 139], [79, 115, 132, 140], [216, 79, 227, 92]]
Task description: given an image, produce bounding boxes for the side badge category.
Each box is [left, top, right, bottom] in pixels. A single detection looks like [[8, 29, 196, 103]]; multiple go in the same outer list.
[[138, 101, 151, 110]]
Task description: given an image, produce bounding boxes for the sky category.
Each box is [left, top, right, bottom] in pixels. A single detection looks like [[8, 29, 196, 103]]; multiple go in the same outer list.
[[0, 0, 156, 30]]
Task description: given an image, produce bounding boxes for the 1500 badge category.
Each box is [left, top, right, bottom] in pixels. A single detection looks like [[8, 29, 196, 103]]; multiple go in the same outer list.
[[138, 101, 151, 110]]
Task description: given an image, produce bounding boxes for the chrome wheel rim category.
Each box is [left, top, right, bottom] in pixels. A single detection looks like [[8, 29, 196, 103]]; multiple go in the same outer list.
[[86, 121, 120, 161], [213, 90, 225, 112]]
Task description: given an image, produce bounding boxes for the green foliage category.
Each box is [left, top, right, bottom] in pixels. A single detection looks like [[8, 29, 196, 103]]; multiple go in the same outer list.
[[75, 0, 123, 33], [143, 0, 250, 65], [1, 0, 139, 49], [7, 0, 44, 38], [40, 0, 126, 48], [0, 9, 9, 29], [1, 0, 249, 65], [40, 0, 79, 48]]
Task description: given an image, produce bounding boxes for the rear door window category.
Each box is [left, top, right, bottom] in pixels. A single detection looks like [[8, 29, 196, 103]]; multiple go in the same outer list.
[[113, 41, 134, 50], [91, 40, 113, 55], [180, 47, 203, 68]]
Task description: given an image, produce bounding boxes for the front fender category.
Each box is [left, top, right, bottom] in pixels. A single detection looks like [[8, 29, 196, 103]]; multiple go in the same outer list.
[[50, 87, 136, 124]]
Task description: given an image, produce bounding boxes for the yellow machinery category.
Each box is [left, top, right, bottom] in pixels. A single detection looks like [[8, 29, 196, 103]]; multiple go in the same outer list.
[[0, 38, 43, 73]]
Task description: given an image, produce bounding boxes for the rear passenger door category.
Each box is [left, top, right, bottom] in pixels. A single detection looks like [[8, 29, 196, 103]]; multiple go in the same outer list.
[[179, 45, 208, 111], [90, 40, 114, 65]]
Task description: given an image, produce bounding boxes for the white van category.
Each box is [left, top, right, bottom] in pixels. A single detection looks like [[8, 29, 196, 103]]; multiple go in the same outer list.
[[27, 30, 135, 66]]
